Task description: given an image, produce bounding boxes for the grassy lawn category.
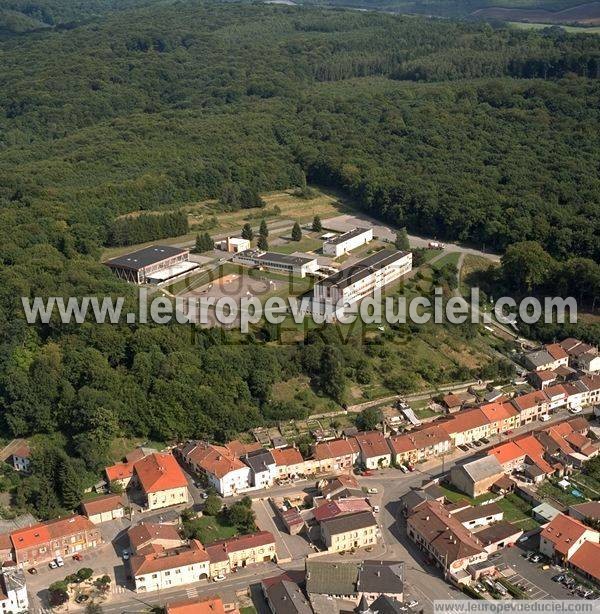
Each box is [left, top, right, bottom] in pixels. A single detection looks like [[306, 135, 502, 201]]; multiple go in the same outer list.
[[537, 480, 582, 506], [439, 483, 497, 506], [271, 236, 322, 254], [191, 515, 238, 543], [496, 493, 540, 531], [240, 608, 257, 614], [431, 251, 461, 271]]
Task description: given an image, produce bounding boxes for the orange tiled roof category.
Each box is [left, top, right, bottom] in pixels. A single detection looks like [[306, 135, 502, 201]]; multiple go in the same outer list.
[[480, 401, 519, 423], [441, 408, 489, 436], [388, 424, 450, 455], [312, 438, 356, 461], [513, 435, 554, 474], [184, 442, 247, 479], [511, 391, 549, 412], [166, 596, 226, 614], [353, 431, 391, 459], [224, 440, 262, 459], [488, 441, 526, 466], [544, 384, 568, 399], [541, 513, 594, 557], [130, 539, 209, 576], [133, 452, 188, 494], [105, 461, 135, 483], [546, 343, 569, 361], [10, 515, 94, 551], [128, 522, 182, 552], [81, 494, 123, 517], [271, 447, 304, 467], [570, 541, 600, 582]]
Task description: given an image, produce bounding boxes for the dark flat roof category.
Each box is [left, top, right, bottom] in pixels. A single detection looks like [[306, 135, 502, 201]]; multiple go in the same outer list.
[[104, 245, 187, 270], [317, 249, 410, 290], [325, 227, 371, 246]]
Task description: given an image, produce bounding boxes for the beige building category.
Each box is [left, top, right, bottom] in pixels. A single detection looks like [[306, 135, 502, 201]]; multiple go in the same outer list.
[[81, 494, 124, 524], [132, 452, 189, 511], [206, 531, 276, 577], [449, 456, 504, 498], [319, 510, 378, 553]]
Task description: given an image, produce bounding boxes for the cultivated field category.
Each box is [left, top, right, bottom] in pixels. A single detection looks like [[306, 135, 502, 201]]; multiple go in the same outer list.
[[472, 1, 600, 24]]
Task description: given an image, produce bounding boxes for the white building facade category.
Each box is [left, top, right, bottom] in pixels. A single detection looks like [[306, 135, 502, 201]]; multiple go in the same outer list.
[[323, 227, 373, 257]]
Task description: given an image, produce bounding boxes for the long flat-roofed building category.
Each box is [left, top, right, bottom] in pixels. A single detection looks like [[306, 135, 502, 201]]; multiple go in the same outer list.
[[104, 245, 197, 284], [323, 227, 373, 257], [233, 249, 318, 278], [313, 249, 412, 311]]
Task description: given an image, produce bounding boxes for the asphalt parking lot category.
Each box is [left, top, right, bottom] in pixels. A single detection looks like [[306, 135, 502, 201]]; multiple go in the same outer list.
[[496, 545, 582, 600]]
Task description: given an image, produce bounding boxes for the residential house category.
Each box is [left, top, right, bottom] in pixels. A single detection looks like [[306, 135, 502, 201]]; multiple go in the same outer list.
[[511, 390, 549, 424], [569, 541, 600, 585], [475, 522, 523, 554], [319, 510, 378, 553], [9, 442, 31, 473], [166, 596, 229, 614], [524, 345, 567, 372], [320, 474, 363, 500], [487, 441, 526, 472], [528, 369, 558, 390], [132, 452, 189, 511], [262, 573, 312, 614], [387, 425, 451, 466], [440, 409, 490, 446], [128, 522, 184, 555], [539, 513, 599, 563], [544, 384, 569, 412], [353, 432, 391, 470], [130, 539, 210, 592], [105, 447, 156, 488], [205, 531, 276, 577], [532, 502, 562, 524], [313, 498, 372, 523], [178, 442, 250, 497], [0, 569, 28, 613], [561, 339, 600, 372], [451, 502, 503, 530], [243, 448, 277, 488], [479, 401, 520, 436], [449, 456, 504, 498], [224, 440, 262, 458], [81, 494, 124, 524], [579, 352, 600, 374], [511, 434, 555, 481], [582, 374, 600, 406], [356, 560, 404, 604], [312, 439, 359, 474], [407, 500, 487, 582], [10, 514, 101, 566], [271, 447, 305, 480], [398, 484, 445, 516], [569, 501, 600, 524], [564, 380, 590, 410]]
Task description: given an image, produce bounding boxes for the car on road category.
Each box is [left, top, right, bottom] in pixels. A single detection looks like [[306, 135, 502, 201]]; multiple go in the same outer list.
[[399, 464, 409, 473], [570, 407, 583, 414], [213, 574, 226, 582], [530, 554, 542, 563], [540, 414, 551, 422], [407, 464, 415, 471], [406, 600, 419, 608], [367, 488, 378, 494], [552, 574, 565, 583], [372, 505, 380, 513], [49, 561, 58, 569]]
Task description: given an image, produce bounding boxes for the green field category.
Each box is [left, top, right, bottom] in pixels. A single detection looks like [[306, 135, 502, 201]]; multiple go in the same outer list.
[[496, 493, 540, 531], [508, 21, 600, 33], [271, 236, 322, 255]]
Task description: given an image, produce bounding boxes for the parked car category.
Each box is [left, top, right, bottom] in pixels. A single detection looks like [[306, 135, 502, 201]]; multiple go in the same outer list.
[[406, 600, 419, 608], [564, 578, 576, 589], [72, 553, 83, 561], [213, 574, 226, 582], [399, 465, 409, 473], [363, 470, 373, 477], [122, 549, 130, 560], [28, 567, 37, 575], [367, 488, 378, 494], [517, 535, 529, 544], [75, 595, 89, 604], [552, 574, 565, 583], [407, 464, 415, 472], [540, 414, 551, 421], [49, 561, 58, 569], [530, 554, 542, 563]]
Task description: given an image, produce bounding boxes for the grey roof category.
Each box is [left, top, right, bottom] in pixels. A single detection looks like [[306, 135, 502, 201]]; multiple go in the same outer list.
[[104, 245, 187, 270], [475, 521, 523, 546], [569, 501, 600, 521], [320, 510, 376, 535], [532, 502, 561, 521], [525, 349, 556, 368], [455, 455, 503, 483], [324, 227, 371, 246], [244, 448, 275, 473], [263, 579, 313, 614], [524, 463, 546, 478], [317, 249, 409, 290], [238, 249, 314, 266], [454, 502, 502, 523], [357, 560, 403, 596], [367, 595, 405, 614], [399, 489, 428, 512], [306, 560, 359, 596], [331, 488, 364, 501]]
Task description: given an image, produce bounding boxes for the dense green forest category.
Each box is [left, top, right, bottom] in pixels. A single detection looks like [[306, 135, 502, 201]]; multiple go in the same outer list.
[[0, 0, 598, 516]]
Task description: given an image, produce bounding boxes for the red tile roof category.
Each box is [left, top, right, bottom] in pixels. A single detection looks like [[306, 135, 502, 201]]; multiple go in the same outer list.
[[570, 541, 600, 582], [130, 539, 209, 576], [440, 408, 489, 436], [81, 494, 123, 517], [271, 447, 304, 468], [531, 370, 557, 382], [511, 390, 548, 412], [546, 343, 569, 361], [388, 425, 450, 455], [541, 513, 595, 557], [487, 441, 526, 466], [312, 438, 356, 461], [480, 401, 519, 423], [184, 443, 247, 479], [544, 384, 568, 400], [205, 530, 274, 562], [512, 435, 554, 474], [133, 453, 188, 494], [166, 596, 226, 614], [10, 515, 95, 551], [105, 461, 135, 483], [353, 431, 391, 459], [128, 522, 182, 553], [313, 498, 371, 523], [224, 440, 262, 459]]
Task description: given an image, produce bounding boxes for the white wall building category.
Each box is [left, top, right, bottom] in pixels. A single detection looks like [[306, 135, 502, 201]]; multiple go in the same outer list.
[[0, 570, 28, 613], [323, 227, 373, 257], [243, 449, 277, 488], [233, 249, 318, 277], [313, 249, 412, 314]]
